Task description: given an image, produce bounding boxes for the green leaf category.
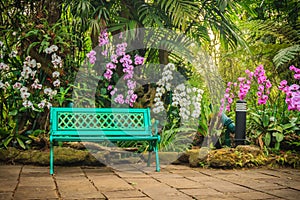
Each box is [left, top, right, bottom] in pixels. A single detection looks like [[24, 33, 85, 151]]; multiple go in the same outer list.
[[251, 116, 261, 125], [3, 136, 13, 147], [264, 132, 271, 147], [25, 140, 32, 144], [254, 129, 263, 138], [290, 117, 298, 124], [17, 137, 26, 149], [273, 132, 284, 143], [100, 88, 107, 95], [274, 142, 280, 151], [262, 114, 270, 128], [9, 110, 18, 116], [32, 129, 46, 135], [218, 0, 228, 12], [24, 30, 39, 37], [26, 41, 40, 55], [129, 20, 137, 30], [39, 41, 50, 53], [267, 126, 283, 133], [282, 123, 296, 130], [19, 107, 27, 112]]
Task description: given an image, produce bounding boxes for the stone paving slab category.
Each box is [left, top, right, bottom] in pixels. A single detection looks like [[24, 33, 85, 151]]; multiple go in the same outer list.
[[89, 175, 135, 192], [0, 164, 299, 200], [14, 186, 57, 200], [179, 188, 223, 196], [232, 191, 276, 200], [103, 189, 147, 199], [0, 192, 13, 200]]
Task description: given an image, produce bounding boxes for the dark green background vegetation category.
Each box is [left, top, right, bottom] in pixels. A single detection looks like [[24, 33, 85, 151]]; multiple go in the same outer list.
[[0, 0, 299, 157]]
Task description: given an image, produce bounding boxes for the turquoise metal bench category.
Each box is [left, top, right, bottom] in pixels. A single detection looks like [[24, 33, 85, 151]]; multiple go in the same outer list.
[[49, 107, 160, 174]]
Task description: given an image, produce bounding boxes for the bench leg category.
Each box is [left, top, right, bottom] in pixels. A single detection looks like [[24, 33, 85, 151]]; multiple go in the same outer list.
[[50, 141, 54, 175], [154, 142, 160, 172]]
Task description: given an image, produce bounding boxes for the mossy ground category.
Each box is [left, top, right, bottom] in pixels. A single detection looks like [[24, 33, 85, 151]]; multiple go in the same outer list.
[[0, 145, 299, 169], [183, 145, 300, 169], [0, 147, 103, 166]]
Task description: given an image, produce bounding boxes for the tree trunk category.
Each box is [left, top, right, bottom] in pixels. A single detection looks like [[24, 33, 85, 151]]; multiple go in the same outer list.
[[159, 49, 169, 65]]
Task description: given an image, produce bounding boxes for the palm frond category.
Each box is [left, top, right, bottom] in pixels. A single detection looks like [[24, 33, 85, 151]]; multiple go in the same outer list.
[[145, 27, 194, 61], [135, 1, 168, 27], [158, 0, 199, 30], [94, 5, 110, 21], [207, 7, 249, 51], [191, 24, 210, 44]]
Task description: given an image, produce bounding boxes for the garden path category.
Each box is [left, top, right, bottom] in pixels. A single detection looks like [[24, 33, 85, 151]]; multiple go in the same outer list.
[[0, 164, 299, 200]]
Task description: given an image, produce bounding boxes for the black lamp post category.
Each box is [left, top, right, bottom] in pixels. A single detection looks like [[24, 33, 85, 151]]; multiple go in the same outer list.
[[235, 100, 246, 146]]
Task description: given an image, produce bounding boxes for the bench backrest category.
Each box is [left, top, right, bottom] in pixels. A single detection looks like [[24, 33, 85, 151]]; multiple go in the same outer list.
[[50, 107, 152, 136]]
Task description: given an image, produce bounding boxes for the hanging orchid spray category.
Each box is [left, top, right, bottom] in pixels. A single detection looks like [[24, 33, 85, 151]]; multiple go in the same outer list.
[[86, 30, 145, 107]]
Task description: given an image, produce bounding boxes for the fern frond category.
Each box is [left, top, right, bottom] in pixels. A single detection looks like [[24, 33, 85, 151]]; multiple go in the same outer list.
[[250, 20, 300, 44], [273, 45, 300, 68]]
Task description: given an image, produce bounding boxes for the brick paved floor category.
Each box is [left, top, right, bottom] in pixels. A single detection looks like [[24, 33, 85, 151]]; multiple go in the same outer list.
[[0, 164, 299, 200]]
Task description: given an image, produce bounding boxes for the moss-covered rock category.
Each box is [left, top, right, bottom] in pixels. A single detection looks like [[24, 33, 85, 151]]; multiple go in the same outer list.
[[207, 148, 237, 168], [15, 151, 32, 164], [0, 147, 20, 162], [172, 145, 269, 168], [0, 147, 105, 166], [175, 152, 189, 164], [53, 147, 91, 165], [207, 146, 268, 168], [267, 151, 300, 168], [1, 145, 298, 169], [235, 145, 263, 156], [30, 150, 49, 165], [188, 148, 210, 167], [281, 152, 300, 167]]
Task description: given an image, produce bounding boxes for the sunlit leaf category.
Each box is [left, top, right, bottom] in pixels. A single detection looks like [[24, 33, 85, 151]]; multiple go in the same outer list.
[[17, 137, 26, 149]]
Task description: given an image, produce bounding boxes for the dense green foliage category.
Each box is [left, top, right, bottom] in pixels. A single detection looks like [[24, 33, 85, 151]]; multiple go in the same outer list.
[[0, 0, 299, 154]]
